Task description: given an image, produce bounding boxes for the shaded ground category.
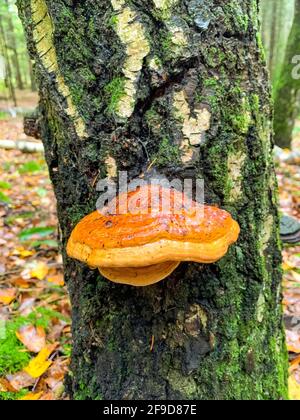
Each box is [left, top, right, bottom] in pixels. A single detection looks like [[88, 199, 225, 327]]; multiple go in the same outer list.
[[0, 92, 299, 399]]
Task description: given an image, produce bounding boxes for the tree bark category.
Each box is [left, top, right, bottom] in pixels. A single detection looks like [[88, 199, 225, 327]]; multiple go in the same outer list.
[[28, 58, 37, 92], [274, 0, 300, 149], [17, 0, 288, 400]]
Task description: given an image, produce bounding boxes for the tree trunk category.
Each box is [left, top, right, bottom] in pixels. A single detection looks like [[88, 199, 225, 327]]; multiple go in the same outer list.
[[0, 15, 16, 106], [267, 0, 278, 82], [28, 58, 37, 92], [260, 0, 295, 87], [17, 0, 288, 400], [274, 0, 300, 149], [5, 0, 24, 90]]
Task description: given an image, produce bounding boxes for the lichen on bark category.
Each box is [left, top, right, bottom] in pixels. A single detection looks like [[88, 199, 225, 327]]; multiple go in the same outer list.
[[30, 0, 87, 138], [109, 0, 150, 119]]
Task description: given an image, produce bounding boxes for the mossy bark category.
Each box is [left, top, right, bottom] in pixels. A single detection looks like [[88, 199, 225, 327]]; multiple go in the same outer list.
[[17, 0, 288, 400], [274, 0, 300, 149]]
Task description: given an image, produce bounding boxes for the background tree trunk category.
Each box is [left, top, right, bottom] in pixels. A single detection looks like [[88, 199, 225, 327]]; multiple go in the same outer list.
[[260, 0, 295, 87], [17, 0, 288, 400], [274, 0, 300, 149], [0, 15, 16, 106], [5, 0, 24, 90]]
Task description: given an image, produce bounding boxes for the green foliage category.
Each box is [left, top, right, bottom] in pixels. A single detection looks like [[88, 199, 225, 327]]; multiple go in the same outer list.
[[2, 162, 12, 171], [5, 211, 35, 225], [152, 137, 181, 167], [0, 390, 27, 401], [18, 226, 56, 242], [161, 33, 176, 60], [108, 14, 118, 28], [0, 180, 12, 203], [0, 181, 12, 190], [30, 239, 59, 249], [0, 191, 11, 203], [104, 77, 125, 113], [18, 161, 43, 174], [0, 308, 70, 376], [0, 319, 31, 375], [35, 187, 48, 198], [0, 111, 9, 120]]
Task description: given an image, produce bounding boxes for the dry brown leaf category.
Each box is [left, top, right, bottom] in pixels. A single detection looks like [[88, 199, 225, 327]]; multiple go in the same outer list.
[[6, 371, 35, 391], [47, 273, 65, 287], [16, 325, 46, 353], [0, 288, 17, 305], [39, 392, 55, 400], [292, 271, 300, 283], [12, 277, 30, 288], [0, 377, 18, 393]]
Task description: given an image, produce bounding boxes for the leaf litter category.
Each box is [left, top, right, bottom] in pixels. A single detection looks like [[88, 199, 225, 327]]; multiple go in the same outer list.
[[0, 141, 70, 400]]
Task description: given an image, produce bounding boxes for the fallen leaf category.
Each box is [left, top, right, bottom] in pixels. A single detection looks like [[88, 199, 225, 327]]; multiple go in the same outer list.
[[289, 376, 300, 400], [6, 371, 35, 391], [19, 392, 43, 400], [0, 263, 5, 275], [287, 345, 300, 354], [39, 392, 54, 400], [18, 298, 35, 316], [12, 277, 30, 288], [16, 325, 46, 353], [283, 262, 293, 271], [47, 273, 65, 287], [30, 261, 49, 280], [0, 288, 17, 305], [20, 250, 34, 258], [0, 377, 17, 392], [290, 355, 300, 369], [292, 271, 300, 283], [24, 345, 56, 378]]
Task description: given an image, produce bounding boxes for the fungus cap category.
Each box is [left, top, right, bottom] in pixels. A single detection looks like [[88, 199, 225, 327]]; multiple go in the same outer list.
[[67, 185, 240, 286]]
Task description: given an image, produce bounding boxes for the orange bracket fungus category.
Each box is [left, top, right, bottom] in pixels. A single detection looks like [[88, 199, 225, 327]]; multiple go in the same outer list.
[[67, 185, 240, 286]]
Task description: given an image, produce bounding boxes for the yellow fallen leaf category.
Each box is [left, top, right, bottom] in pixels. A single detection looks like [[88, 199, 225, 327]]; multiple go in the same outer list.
[[20, 250, 34, 258], [0, 288, 17, 305], [24, 345, 56, 378], [19, 392, 43, 400], [287, 345, 300, 354], [289, 376, 300, 400], [30, 262, 49, 281], [282, 262, 293, 271]]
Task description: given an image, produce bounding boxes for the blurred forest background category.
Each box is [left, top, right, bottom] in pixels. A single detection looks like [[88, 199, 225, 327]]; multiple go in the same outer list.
[[0, 0, 35, 103], [0, 0, 300, 400]]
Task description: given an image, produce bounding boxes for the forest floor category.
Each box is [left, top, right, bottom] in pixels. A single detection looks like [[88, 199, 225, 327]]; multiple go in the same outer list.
[[0, 91, 300, 400]]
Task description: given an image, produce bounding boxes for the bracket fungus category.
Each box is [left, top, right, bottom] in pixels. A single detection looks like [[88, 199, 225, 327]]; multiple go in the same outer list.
[[67, 185, 240, 286]]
